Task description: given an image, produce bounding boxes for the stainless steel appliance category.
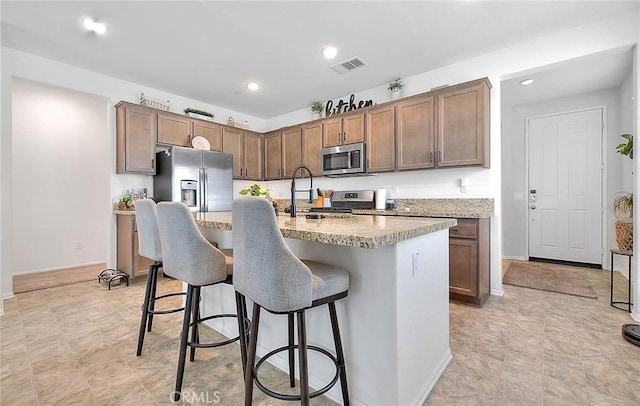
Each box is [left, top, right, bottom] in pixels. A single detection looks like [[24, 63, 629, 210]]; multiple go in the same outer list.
[[331, 190, 375, 209], [154, 146, 233, 212], [321, 142, 366, 176]]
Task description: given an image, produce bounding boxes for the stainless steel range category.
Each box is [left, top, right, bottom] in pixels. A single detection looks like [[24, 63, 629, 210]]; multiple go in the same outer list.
[[331, 190, 375, 209]]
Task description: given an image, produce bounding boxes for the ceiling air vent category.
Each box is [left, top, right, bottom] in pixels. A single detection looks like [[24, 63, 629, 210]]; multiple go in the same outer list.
[[330, 57, 367, 74]]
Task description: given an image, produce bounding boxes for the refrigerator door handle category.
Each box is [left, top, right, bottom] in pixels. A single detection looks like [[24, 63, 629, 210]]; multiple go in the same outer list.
[[201, 167, 208, 212]]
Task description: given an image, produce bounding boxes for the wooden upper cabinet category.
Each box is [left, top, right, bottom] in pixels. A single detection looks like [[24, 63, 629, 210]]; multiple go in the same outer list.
[[282, 126, 302, 179], [116, 102, 157, 174], [436, 79, 490, 168], [192, 121, 222, 152], [243, 131, 263, 181], [322, 112, 365, 147], [301, 122, 322, 177], [264, 131, 282, 180], [365, 105, 395, 173], [222, 127, 244, 179], [157, 113, 191, 146], [396, 96, 435, 170]]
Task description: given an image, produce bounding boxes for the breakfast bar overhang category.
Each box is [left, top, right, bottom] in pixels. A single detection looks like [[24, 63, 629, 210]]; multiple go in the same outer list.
[[195, 212, 456, 406]]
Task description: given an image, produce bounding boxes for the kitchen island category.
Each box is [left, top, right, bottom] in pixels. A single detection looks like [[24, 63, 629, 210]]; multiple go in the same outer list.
[[195, 212, 456, 406]]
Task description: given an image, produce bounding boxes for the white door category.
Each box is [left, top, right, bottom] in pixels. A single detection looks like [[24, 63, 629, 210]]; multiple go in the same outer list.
[[528, 108, 603, 265]]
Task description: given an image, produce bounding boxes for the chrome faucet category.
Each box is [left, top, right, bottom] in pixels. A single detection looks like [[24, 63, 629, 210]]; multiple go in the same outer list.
[[290, 164, 314, 217]]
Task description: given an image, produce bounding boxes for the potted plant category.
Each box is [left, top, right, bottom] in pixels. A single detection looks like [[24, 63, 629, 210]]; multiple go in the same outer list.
[[613, 192, 633, 251], [184, 108, 214, 121], [616, 133, 633, 159], [388, 78, 404, 100], [311, 102, 323, 119], [239, 184, 268, 197]]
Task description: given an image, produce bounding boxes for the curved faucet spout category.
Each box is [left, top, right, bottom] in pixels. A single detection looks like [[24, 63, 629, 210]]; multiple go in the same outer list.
[[290, 164, 314, 217]]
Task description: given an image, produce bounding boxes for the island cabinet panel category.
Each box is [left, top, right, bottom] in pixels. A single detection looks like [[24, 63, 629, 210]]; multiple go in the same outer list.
[[282, 126, 302, 179], [449, 217, 490, 307], [157, 113, 192, 146], [116, 102, 157, 174], [396, 96, 435, 170], [322, 112, 365, 147], [192, 121, 222, 152], [264, 131, 282, 180], [222, 127, 244, 179], [436, 79, 490, 168], [117, 214, 153, 278], [243, 131, 263, 181], [366, 104, 396, 173], [301, 122, 323, 176]]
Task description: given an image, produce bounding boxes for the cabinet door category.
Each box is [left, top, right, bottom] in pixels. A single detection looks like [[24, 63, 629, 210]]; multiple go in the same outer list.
[[396, 96, 435, 170], [117, 215, 153, 278], [449, 238, 478, 297], [157, 113, 191, 146], [193, 121, 222, 152], [282, 126, 302, 179], [322, 117, 342, 148], [436, 81, 488, 167], [264, 132, 282, 180], [243, 131, 263, 181], [366, 105, 395, 173], [302, 122, 322, 177], [222, 127, 244, 179], [342, 112, 365, 145], [117, 103, 157, 174]]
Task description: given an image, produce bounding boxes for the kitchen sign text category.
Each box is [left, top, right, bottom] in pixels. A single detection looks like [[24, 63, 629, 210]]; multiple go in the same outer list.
[[325, 94, 374, 117]]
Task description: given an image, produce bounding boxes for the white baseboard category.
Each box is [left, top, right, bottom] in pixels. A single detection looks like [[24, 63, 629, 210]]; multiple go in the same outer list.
[[2, 292, 15, 300], [410, 349, 452, 406], [632, 311, 640, 322], [491, 288, 505, 296], [502, 255, 526, 261], [13, 261, 106, 276]]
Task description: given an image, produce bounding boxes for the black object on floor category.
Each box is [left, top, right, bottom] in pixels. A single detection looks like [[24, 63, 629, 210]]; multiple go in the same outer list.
[[97, 268, 129, 290], [622, 324, 640, 347]]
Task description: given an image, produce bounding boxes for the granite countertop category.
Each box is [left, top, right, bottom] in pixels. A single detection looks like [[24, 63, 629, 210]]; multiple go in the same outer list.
[[113, 209, 136, 216], [195, 211, 456, 249]]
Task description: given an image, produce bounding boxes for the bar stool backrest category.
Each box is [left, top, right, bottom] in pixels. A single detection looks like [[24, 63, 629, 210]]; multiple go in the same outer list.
[[135, 199, 162, 262], [157, 202, 227, 286], [232, 197, 312, 313]]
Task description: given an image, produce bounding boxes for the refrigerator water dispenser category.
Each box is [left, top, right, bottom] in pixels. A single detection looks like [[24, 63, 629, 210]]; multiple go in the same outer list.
[[181, 180, 198, 207]]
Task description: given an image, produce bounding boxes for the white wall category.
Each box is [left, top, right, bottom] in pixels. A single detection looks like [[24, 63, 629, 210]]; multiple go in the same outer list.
[[12, 78, 109, 274], [502, 87, 624, 265]]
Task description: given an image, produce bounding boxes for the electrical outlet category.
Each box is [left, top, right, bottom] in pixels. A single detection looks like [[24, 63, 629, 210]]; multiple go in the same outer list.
[[460, 186, 468, 193], [412, 252, 420, 276], [391, 185, 398, 195], [74, 241, 82, 250]]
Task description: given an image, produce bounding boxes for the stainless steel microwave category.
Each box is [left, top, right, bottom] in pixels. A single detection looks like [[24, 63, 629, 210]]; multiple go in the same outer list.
[[321, 142, 366, 176]]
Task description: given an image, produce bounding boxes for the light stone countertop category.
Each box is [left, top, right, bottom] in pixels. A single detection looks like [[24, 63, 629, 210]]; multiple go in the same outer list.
[[113, 209, 136, 216], [195, 211, 456, 249]]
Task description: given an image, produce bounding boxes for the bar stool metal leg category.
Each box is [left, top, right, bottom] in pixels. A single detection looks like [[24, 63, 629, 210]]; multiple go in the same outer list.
[[288, 313, 296, 388], [235, 292, 249, 376], [244, 303, 261, 406], [174, 284, 195, 401], [297, 310, 309, 406], [147, 263, 159, 331], [329, 302, 350, 405], [190, 286, 201, 362], [136, 262, 159, 356]]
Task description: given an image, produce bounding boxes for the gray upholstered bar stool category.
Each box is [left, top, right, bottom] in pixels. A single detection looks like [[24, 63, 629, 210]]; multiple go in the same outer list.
[[232, 197, 350, 406], [157, 201, 248, 402], [134, 199, 185, 356]]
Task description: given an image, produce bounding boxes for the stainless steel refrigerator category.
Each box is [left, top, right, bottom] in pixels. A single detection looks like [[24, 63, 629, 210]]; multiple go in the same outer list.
[[154, 146, 233, 212]]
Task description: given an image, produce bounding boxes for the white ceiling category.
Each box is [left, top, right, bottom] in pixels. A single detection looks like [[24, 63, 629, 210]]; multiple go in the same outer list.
[[2, 1, 639, 119]]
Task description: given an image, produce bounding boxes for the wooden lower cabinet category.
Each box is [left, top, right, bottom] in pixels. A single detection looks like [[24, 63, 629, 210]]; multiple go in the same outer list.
[[449, 217, 490, 307], [117, 214, 153, 278]]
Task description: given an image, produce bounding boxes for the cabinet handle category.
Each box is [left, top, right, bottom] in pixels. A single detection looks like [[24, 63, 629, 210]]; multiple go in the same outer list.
[[438, 150, 442, 162], [343, 131, 347, 141], [337, 133, 340, 142], [429, 152, 433, 163], [151, 159, 155, 169]]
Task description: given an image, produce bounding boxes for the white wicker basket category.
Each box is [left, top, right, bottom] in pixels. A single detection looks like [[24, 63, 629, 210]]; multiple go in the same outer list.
[[140, 93, 170, 111]]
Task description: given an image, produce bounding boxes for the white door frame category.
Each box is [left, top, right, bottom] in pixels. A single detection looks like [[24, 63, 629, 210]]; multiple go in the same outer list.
[[524, 105, 607, 268]]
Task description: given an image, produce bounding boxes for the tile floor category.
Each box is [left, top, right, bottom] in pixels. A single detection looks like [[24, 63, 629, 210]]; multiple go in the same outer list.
[[1, 267, 638, 405]]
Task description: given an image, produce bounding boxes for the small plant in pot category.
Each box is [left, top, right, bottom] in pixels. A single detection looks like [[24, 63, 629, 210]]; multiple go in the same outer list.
[[613, 192, 633, 251], [388, 78, 404, 100], [311, 102, 323, 119]]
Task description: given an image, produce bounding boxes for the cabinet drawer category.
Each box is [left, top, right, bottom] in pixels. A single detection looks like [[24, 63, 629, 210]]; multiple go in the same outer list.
[[449, 219, 478, 239]]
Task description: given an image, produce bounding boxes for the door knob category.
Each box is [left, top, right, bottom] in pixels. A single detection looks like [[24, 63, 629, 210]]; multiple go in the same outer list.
[[530, 204, 536, 210]]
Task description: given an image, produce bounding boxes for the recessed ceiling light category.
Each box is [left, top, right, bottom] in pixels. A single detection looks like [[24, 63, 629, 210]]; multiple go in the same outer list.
[[322, 46, 338, 59], [83, 17, 107, 35], [247, 82, 259, 91], [520, 79, 534, 86]]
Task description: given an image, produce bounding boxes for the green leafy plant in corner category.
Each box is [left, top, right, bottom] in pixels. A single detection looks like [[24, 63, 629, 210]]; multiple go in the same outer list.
[[239, 184, 268, 197], [616, 133, 633, 159], [184, 108, 214, 118], [311, 102, 323, 114], [612, 192, 633, 219], [388, 78, 404, 91]]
